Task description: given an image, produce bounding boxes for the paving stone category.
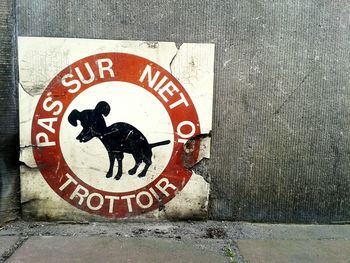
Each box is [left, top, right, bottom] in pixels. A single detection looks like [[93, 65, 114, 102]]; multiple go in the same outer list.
[[7, 236, 227, 263], [237, 240, 350, 263], [0, 237, 19, 256]]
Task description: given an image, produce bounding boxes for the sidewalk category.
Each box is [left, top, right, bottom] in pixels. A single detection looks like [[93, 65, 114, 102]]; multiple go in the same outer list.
[[1, 221, 350, 263]]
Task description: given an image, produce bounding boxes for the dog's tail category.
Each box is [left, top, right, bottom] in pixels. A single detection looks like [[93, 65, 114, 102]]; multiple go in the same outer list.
[[149, 140, 171, 148]]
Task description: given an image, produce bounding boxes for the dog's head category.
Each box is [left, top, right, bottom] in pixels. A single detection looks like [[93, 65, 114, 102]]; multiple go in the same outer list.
[[68, 101, 111, 143]]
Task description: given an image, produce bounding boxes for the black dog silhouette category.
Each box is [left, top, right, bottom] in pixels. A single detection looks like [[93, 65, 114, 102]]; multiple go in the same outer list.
[[68, 101, 170, 180]]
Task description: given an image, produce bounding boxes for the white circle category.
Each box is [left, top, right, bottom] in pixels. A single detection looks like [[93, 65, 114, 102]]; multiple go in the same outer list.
[[60, 81, 173, 193]]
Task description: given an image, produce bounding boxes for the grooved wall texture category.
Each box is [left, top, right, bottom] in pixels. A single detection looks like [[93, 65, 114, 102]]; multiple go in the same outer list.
[[13, 0, 350, 222], [0, 0, 19, 225]]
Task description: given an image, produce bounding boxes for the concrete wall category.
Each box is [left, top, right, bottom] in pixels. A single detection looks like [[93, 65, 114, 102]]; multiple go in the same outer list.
[[0, 0, 19, 225], [0, 0, 349, 223]]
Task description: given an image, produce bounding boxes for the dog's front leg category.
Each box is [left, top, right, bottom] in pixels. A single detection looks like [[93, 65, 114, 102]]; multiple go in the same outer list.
[[106, 152, 115, 178], [115, 153, 124, 180]]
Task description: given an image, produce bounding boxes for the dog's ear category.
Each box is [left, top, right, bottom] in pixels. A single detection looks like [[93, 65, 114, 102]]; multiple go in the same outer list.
[[95, 101, 110, 116], [68, 109, 80, 127]]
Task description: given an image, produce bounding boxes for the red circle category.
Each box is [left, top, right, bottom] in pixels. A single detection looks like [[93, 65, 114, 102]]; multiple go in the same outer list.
[[31, 53, 201, 218]]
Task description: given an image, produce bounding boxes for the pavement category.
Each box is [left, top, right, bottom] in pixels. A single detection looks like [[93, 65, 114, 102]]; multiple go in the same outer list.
[[0, 221, 350, 263]]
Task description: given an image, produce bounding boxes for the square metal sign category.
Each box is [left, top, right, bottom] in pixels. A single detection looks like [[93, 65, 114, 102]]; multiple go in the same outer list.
[[19, 37, 214, 220]]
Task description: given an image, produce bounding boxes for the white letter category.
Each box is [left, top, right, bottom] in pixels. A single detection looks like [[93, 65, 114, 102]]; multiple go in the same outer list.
[[136, 191, 153, 209], [177, 121, 196, 143], [75, 63, 95, 84], [121, 194, 135, 212], [155, 178, 176, 197], [105, 195, 120, 213], [59, 173, 78, 191], [61, 73, 81, 93], [158, 81, 179, 102], [35, 132, 55, 147], [37, 118, 57, 134], [43, 97, 63, 116], [153, 76, 168, 91], [139, 64, 160, 89], [87, 193, 104, 210], [149, 187, 159, 199], [169, 93, 189, 109], [70, 185, 89, 205], [97, 58, 115, 78]]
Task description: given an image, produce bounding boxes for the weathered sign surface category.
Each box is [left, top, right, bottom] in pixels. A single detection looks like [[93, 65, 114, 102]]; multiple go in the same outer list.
[[18, 37, 214, 220]]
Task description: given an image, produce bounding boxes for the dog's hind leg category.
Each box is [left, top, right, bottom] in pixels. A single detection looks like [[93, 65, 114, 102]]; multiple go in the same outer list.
[[106, 152, 115, 178], [138, 150, 152, 178], [128, 154, 142, 175], [114, 153, 124, 180]]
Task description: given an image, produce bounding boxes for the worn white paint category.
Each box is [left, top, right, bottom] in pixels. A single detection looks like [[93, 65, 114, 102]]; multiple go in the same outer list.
[[19, 37, 214, 220]]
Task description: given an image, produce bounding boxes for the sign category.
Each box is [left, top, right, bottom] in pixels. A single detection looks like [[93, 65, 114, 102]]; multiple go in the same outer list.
[[19, 37, 214, 220]]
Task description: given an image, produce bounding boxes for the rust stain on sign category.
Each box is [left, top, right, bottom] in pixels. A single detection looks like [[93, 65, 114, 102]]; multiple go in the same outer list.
[[18, 37, 215, 221]]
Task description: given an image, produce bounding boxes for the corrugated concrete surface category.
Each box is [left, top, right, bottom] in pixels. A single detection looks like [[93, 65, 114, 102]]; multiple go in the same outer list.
[[0, 0, 19, 225], [11, 0, 350, 222]]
